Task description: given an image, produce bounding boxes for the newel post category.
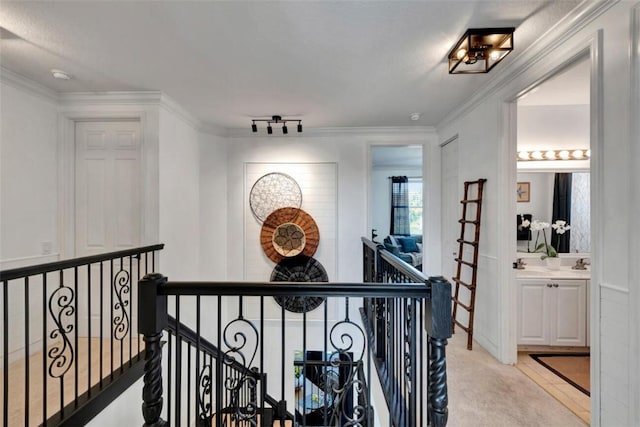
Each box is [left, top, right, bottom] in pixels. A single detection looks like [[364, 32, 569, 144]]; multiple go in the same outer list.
[[426, 276, 452, 427], [139, 273, 168, 427]]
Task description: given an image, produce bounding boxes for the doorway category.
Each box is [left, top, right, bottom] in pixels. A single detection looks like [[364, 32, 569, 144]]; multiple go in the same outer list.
[[513, 56, 592, 424]]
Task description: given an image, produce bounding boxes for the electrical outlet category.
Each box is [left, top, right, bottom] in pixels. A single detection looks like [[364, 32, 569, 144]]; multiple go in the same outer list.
[[42, 241, 52, 255]]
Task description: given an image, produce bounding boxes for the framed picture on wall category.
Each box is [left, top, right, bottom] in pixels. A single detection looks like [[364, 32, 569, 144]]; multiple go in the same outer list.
[[517, 182, 530, 202]]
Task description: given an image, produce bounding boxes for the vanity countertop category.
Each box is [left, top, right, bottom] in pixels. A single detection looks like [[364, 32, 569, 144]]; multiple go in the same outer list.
[[516, 265, 590, 280]]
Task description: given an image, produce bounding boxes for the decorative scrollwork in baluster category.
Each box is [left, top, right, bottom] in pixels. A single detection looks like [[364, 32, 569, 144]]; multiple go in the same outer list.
[[48, 284, 75, 378], [327, 316, 368, 426], [113, 268, 130, 341], [197, 363, 213, 426], [220, 317, 259, 425]]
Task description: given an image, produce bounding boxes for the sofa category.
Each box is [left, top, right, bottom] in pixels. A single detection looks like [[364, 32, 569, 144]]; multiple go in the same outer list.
[[383, 234, 423, 268]]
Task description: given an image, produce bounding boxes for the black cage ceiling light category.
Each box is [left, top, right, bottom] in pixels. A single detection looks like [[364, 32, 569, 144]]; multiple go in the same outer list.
[[251, 115, 302, 135], [448, 27, 515, 74]]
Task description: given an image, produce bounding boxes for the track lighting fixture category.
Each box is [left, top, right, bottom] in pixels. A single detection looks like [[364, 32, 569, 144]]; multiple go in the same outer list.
[[250, 115, 303, 134]]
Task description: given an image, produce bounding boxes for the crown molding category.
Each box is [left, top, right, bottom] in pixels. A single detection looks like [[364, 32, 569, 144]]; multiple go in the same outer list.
[[436, 0, 618, 130], [0, 67, 59, 104], [225, 125, 436, 138], [58, 91, 163, 105]]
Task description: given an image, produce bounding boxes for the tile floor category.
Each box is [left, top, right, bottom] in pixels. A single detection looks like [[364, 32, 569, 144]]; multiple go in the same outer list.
[[516, 352, 590, 424]]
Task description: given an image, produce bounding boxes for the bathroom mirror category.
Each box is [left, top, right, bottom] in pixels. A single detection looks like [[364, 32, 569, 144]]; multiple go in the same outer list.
[[516, 171, 590, 254]]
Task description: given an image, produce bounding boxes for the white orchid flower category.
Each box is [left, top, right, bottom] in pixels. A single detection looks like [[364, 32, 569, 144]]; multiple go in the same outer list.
[[521, 219, 531, 228]]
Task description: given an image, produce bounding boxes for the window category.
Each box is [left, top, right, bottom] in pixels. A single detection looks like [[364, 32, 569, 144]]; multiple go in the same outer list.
[[408, 179, 423, 235]]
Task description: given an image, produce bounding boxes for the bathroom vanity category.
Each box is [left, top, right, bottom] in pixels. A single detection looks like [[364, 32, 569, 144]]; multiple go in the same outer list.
[[516, 259, 590, 347]]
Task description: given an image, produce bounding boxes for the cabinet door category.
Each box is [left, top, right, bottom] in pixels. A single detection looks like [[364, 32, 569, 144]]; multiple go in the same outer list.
[[549, 280, 587, 346], [518, 280, 551, 345]]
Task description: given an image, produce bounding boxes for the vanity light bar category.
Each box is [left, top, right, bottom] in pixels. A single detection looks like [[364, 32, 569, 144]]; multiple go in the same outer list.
[[517, 149, 591, 161]]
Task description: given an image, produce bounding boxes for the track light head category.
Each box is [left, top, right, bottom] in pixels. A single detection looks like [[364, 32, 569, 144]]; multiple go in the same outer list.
[[297, 122, 302, 133], [267, 124, 273, 134], [282, 123, 288, 134], [251, 121, 257, 132]]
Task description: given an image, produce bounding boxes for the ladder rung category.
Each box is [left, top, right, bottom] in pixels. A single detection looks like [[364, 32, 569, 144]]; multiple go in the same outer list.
[[454, 258, 476, 268], [456, 238, 478, 246], [452, 277, 475, 290], [465, 179, 487, 185], [452, 297, 472, 312], [460, 199, 481, 204], [458, 219, 479, 225], [453, 319, 471, 332]]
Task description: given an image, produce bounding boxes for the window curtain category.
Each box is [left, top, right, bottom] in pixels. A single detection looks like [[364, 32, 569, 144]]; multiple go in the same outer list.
[[552, 173, 572, 253], [390, 176, 410, 236]]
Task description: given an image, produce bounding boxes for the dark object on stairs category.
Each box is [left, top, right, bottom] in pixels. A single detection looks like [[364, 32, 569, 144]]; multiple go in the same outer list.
[[451, 179, 487, 350]]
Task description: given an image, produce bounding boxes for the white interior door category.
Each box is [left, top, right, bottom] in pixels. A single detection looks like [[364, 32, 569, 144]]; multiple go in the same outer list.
[[441, 138, 459, 281], [75, 120, 142, 256], [75, 120, 142, 338]]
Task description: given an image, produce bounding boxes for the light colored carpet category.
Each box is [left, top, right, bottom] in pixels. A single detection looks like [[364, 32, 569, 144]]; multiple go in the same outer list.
[[447, 334, 587, 426]]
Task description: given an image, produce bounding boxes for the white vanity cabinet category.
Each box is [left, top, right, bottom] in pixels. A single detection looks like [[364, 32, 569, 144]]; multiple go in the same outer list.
[[517, 278, 587, 346]]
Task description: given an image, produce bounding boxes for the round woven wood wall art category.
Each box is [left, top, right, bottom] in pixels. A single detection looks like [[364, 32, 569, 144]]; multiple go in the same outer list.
[[260, 207, 320, 263], [271, 255, 328, 313], [249, 172, 302, 223]]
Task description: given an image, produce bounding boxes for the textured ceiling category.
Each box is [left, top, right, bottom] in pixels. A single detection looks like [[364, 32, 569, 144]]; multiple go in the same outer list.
[[0, 1, 580, 131]]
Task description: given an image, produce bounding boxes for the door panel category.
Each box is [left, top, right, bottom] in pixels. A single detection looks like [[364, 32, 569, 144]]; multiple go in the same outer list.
[[441, 139, 458, 281]]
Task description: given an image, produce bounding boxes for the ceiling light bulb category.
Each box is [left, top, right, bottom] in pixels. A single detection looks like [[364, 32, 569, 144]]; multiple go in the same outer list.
[[586, 149, 591, 158], [545, 150, 556, 159], [456, 49, 466, 60], [572, 150, 584, 159], [531, 151, 543, 160], [559, 150, 570, 159], [489, 50, 500, 60], [51, 69, 71, 80], [410, 113, 421, 121], [518, 151, 530, 160]]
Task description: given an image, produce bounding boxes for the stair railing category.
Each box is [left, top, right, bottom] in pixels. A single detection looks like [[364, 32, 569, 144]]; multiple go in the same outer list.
[[138, 271, 446, 426], [0, 243, 164, 426], [362, 237, 452, 427]]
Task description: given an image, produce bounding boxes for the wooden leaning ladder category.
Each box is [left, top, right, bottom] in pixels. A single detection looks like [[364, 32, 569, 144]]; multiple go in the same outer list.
[[451, 178, 487, 350]]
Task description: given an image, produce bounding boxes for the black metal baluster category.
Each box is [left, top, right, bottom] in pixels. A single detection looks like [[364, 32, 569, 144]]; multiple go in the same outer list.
[[137, 253, 141, 356], [259, 296, 264, 425], [42, 273, 48, 424], [167, 332, 172, 424], [74, 266, 79, 407], [175, 296, 182, 425], [280, 303, 285, 426], [323, 299, 328, 427], [24, 276, 30, 425], [110, 259, 114, 380], [420, 299, 424, 426], [87, 263, 92, 398], [129, 255, 133, 366], [302, 300, 307, 427], [2, 280, 7, 427], [209, 351, 213, 427], [410, 298, 417, 426], [216, 295, 222, 427], [99, 262, 104, 388], [58, 270, 64, 417], [187, 343, 191, 424]]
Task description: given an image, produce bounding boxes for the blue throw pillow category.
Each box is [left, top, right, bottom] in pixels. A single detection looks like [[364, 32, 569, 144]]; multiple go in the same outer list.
[[398, 237, 419, 253]]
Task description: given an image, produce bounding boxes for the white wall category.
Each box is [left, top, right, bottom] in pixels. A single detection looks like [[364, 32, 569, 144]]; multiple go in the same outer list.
[[437, 2, 639, 425], [199, 132, 228, 280], [0, 76, 59, 264], [157, 107, 202, 280]]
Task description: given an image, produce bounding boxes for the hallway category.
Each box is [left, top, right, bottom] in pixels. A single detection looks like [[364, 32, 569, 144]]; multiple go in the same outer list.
[[447, 334, 586, 426]]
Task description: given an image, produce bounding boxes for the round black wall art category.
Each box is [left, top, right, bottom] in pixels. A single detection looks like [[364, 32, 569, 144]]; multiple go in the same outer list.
[[249, 172, 302, 223], [270, 255, 328, 313]]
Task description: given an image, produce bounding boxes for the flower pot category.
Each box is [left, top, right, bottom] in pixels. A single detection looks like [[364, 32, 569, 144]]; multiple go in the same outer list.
[[546, 257, 561, 270]]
